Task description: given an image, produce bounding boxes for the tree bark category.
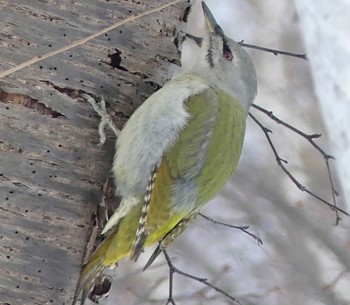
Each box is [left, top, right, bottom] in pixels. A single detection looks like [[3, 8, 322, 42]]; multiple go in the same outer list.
[[0, 1, 190, 304]]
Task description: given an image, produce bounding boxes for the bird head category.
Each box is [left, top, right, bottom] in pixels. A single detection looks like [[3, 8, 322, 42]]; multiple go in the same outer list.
[[191, 2, 257, 112]]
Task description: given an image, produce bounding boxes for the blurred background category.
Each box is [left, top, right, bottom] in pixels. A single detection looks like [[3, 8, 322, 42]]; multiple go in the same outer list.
[[107, 1, 350, 304]]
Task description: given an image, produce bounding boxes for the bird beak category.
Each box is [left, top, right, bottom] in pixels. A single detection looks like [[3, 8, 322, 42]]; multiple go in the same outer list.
[[201, 1, 225, 37]]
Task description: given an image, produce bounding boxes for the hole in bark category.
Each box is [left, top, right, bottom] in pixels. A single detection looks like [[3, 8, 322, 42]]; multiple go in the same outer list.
[[108, 49, 128, 72], [0, 88, 66, 118]]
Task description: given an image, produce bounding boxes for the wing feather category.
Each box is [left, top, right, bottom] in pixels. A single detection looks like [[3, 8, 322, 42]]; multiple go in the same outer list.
[[103, 78, 246, 258], [140, 87, 246, 250]]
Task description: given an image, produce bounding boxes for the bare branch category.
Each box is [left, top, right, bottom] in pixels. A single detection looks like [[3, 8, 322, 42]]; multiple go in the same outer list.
[[186, 33, 307, 60], [251, 104, 332, 158], [199, 213, 263, 245], [251, 103, 342, 223], [248, 112, 349, 218], [163, 250, 241, 305], [166, 252, 177, 305], [239, 41, 308, 60]]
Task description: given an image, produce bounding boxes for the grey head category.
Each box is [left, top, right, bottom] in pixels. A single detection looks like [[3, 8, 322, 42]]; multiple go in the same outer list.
[[190, 2, 257, 112]]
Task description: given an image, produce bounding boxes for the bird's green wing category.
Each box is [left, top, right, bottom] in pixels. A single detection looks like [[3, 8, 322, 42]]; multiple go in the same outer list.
[[91, 87, 246, 264], [144, 87, 246, 246]]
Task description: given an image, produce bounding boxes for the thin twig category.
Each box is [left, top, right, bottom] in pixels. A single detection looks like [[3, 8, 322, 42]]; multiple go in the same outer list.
[[0, 0, 185, 79], [251, 104, 331, 157], [251, 103, 342, 223], [166, 251, 177, 305], [163, 250, 241, 305], [239, 41, 308, 60], [325, 159, 340, 224], [186, 33, 308, 60], [248, 112, 349, 217], [199, 213, 263, 245], [196, 264, 231, 298]]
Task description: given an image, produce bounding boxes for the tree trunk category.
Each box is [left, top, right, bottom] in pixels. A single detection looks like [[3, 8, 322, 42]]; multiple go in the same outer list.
[[0, 1, 190, 304]]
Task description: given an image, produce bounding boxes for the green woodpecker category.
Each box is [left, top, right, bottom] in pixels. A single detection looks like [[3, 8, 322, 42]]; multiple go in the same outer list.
[[73, 2, 257, 304]]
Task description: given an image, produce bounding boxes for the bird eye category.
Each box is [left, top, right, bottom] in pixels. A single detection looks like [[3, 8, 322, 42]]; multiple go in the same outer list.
[[224, 50, 233, 61]]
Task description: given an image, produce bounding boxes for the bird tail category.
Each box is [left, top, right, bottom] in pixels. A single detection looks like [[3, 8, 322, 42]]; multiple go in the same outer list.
[[72, 232, 115, 305]]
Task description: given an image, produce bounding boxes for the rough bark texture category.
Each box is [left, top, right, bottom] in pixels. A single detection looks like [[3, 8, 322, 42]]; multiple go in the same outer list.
[[0, 1, 190, 304]]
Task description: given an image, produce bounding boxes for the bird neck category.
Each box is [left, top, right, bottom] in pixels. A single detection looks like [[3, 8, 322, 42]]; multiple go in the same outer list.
[[188, 66, 252, 114]]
